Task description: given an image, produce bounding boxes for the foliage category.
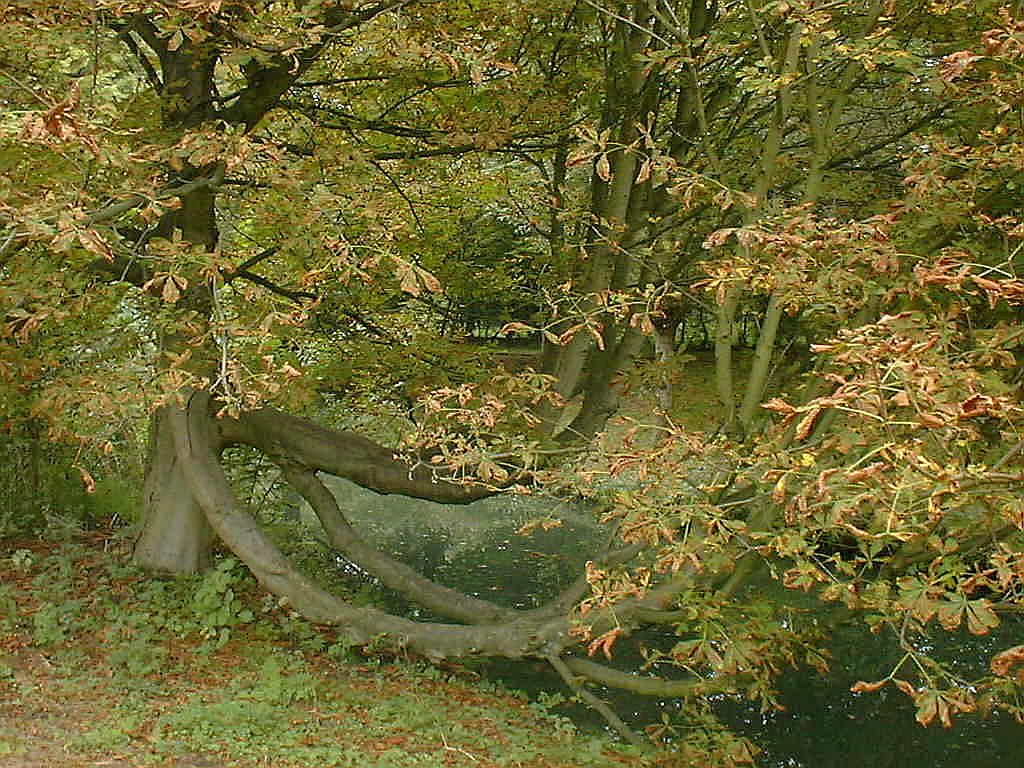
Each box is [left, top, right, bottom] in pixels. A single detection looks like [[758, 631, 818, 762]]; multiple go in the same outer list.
[[2, 0, 1024, 762]]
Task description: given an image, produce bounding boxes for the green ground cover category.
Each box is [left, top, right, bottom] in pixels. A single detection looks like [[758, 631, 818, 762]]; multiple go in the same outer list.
[[0, 534, 645, 768]]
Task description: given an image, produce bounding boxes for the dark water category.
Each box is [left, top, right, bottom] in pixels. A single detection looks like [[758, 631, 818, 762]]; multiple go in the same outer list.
[[313, 479, 1024, 767], [483, 617, 1024, 768], [715, 624, 1024, 768]]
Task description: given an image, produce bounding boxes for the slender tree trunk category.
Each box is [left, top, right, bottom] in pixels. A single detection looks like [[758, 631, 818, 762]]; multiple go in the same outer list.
[[714, 285, 740, 430], [738, 292, 784, 431]]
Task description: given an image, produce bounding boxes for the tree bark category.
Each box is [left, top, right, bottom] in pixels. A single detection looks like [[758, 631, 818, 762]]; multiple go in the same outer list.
[[217, 406, 493, 503], [738, 291, 783, 431], [133, 407, 214, 572]]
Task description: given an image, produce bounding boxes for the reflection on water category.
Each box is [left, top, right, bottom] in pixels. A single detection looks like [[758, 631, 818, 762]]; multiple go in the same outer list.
[[308, 477, 608, 611], [311, 478, 1024, 767]]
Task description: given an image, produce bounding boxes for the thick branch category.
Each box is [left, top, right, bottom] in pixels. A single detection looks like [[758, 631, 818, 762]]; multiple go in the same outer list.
[[220, 2, 413, 130], [216, 405, 494, 503], [2, 167, 225, 253]]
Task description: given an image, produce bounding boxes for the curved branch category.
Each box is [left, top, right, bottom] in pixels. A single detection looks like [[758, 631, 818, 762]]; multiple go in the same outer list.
[[168, 389, 573, 661], [562, 657, 716, 698], [229, 268, 318, 303], [83, 167, 225, 227], [117, 27, 163, 92], [2, 166, 226, 254], [219, 2, 414, 129], [280, 464, 515, 625], [548, 654, 645, 747]]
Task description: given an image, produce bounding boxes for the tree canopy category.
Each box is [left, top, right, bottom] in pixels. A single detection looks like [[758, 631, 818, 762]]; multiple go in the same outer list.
[[3, 0, 1024, 761]]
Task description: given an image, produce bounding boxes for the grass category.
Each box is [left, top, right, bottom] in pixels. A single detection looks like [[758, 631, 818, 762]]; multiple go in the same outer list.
[[0, 533, 647, 768]]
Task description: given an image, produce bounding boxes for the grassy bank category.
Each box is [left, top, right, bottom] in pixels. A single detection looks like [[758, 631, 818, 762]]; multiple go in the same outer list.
[[0, 533, 644, 768]]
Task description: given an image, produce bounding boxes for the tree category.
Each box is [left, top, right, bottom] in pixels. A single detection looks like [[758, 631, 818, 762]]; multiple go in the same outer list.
[[3, 0, 1024, 758]]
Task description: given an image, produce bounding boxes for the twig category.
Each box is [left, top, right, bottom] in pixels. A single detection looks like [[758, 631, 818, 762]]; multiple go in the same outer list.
[[546, 654, 645, 747], [440, 732, 480, 761], [579, 0, 672, 47]]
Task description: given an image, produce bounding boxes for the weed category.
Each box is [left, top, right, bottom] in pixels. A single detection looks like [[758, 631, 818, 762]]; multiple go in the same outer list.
[[190, 557, 255, 648], [9, 548, 34, 573], [69, 716, 141, 752], [31, 600, 80, 647]]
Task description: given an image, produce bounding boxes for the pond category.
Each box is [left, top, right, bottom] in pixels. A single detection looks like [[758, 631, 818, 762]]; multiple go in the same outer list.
[[305, 478, 1024, 767]]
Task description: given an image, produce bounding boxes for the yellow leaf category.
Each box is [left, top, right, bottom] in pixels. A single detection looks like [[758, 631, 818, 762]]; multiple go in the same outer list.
[[635, 158, 652, 184], [167, 28, 184, 52], [77, 466, 96, 494]]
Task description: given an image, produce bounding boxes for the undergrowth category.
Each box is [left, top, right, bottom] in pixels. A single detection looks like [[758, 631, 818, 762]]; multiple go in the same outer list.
[[0, 531, 646, 768]]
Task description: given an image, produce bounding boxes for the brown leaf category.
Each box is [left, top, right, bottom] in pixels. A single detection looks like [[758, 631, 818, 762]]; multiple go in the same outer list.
[[167, 28, 185, 52], [416, 265, 442, 293], [893, 679, 917, 698], [794, 406, 822, 441], [555, 323, 584, 345], [596, 153, 612, 182], [436, 51, 460, 76], [77, 466, 96, 494], [161, 278, 180, 303], [844, 461, 886, 483], [587, 627, 624, 660], [958, 394, 993, 419], [940, 50, 981, 81], [393, 258, 420, 296], [991, 645, 1024, 676], [565, 148, 595, 168], [917, 413, 947, 428], [761, 397, 796, 415], [965, 599, 999, 636], [635, 158, 652, 184], [78, 229, 114, 261], [771, 474, 788, 504], [936, 601, 963, 631], [850, 679, 888, 693], [890, 390, 911, 407]]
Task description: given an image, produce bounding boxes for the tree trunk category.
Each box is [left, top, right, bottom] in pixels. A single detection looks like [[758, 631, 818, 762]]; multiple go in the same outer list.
[[133, 406, 214, 572], [714, 285, 740, 430], [738, 291, 783, 431]]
